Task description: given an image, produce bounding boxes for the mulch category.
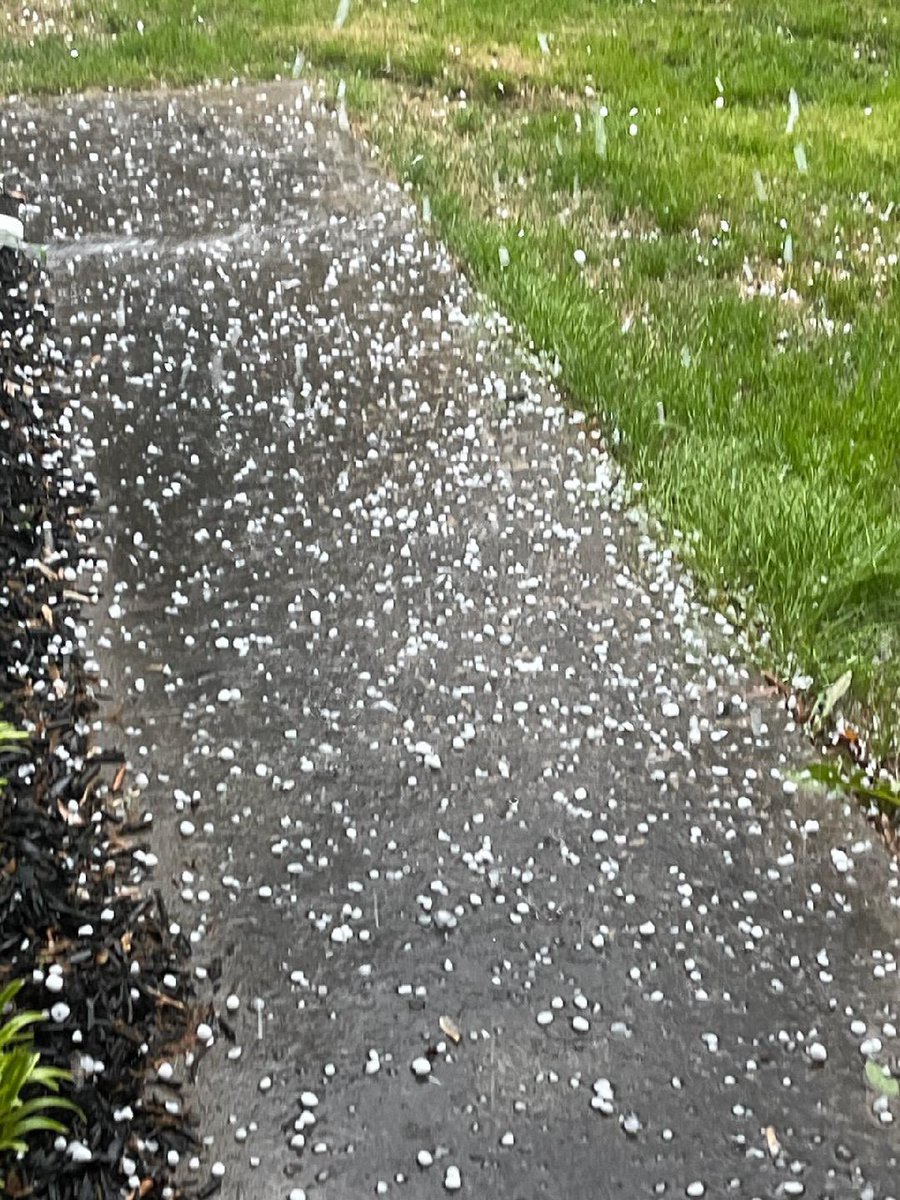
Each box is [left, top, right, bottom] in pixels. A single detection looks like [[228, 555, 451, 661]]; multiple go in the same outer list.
[[1, 189, 199, 1198]]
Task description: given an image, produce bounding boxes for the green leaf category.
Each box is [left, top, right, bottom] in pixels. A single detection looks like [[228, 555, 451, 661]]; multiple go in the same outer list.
[[0, 979, 24, 1013], [0, 980, 81, 1157], [1, 1114, 69, 1141], [866, 1059, 900, 1098], [0, 1010, 45, 1050], [0, 1049, 40, 1104], [807, 760, 900, 809], [15, 1093, 80, 1117], [0, 721, 29, 739], [0, 722, 30, 748], [806, 668, 852, 737], [28, 1066, 68, 1092]]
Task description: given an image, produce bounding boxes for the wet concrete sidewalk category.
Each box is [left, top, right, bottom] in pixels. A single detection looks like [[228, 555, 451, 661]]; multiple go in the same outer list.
[[2, 83, 897, 1199]]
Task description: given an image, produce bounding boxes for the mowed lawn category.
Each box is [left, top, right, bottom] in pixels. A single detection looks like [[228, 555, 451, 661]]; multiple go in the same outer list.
[[3, 0, 899, 747]]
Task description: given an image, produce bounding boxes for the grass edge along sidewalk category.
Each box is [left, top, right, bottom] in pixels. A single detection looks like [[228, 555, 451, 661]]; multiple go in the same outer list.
[[313, 0, 900, 769], [1, 0, 897, 799]]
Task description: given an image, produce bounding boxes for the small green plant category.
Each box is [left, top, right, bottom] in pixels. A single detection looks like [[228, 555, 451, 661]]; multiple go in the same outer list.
[[0, 979, 82, 1172], [0, 723, 29, 750], [807, 759, 900, 810], [0, 721, 30, 796]]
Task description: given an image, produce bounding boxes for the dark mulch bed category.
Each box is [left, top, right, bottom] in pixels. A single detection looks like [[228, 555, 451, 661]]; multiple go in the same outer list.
[[1, 190, 197, 1198]]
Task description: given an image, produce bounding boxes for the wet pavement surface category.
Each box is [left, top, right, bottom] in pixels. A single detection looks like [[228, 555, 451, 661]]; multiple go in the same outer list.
[[2, 83, 898, 1199]]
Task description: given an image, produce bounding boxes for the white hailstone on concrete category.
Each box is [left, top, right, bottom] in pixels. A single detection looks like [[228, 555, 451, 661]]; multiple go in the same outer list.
[[196, 1023, 213, 1042], [157, 1062, 174, 1082], [621, 1111, 642, 1136], [225, 994, 240, 1012], [807, 1042, 827, 1064], [860, 1037, 882, 1056], [444, 1164, 462, 1191], [259, 1075, 273, 1092], [536, 1010, 554, 1026], [300, 1090, 319, 1108], [830, 847, 851, 873], [500, 1131, 515, 1147], [417, 1149, 434, 1168], [289, 1190, 307, 1200], [411, 1057, 432, 1078], [686, 1184, 705, 1198], [661, 701, 680, 718], [593, 1078, 614, 1101], [179, 820, 195, 837], [211, 1162, 225, 1178], [572, 1016, 590, 1033]]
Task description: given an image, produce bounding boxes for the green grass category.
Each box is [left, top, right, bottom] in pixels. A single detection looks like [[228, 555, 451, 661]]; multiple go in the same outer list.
[[3, 0, 899, 748]]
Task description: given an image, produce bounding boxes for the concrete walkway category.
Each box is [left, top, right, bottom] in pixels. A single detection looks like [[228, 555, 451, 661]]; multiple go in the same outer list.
[[3, 83, 897, 1199]]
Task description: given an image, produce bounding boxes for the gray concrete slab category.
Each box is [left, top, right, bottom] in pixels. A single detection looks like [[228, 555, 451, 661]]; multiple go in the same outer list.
[[3, 82, 897, 1200]]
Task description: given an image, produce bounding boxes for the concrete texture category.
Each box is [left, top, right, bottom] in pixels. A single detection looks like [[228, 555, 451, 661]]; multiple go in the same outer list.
[[2, 82, 897, 1200]]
